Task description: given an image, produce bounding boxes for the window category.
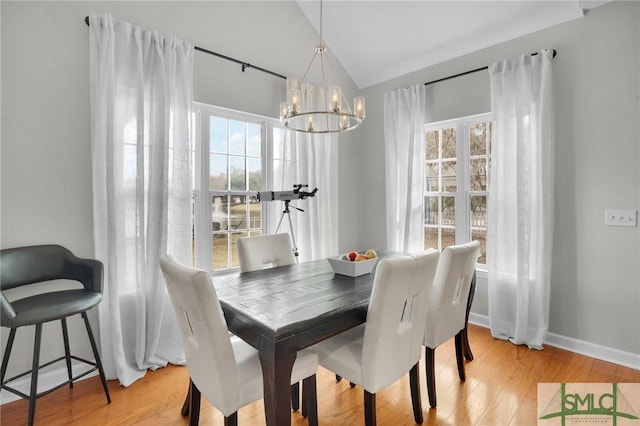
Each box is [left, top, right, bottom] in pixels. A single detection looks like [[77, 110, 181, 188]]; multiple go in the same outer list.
[[192, 103, 282, 272], [424, 113, 492, 265]]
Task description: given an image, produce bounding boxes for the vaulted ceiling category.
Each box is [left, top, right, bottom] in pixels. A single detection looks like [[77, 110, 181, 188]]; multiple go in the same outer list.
[[296, 1, 608, 89]]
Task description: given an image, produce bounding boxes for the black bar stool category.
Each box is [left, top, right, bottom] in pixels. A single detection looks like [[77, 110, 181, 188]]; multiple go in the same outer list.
[[1, 244, 111, 425]]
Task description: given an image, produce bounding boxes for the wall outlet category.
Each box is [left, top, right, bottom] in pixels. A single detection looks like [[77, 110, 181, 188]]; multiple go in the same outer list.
[[604, 209, 637, 227]]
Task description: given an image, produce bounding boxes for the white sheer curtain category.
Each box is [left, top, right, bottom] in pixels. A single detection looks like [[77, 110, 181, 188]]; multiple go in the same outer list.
[[383, 84, 426, 253], [268, 78, 339, 261], [487, 49, 554, 349], [89, 13, 194, 385]]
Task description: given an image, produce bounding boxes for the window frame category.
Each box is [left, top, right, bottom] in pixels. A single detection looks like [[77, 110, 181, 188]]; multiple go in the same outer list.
[[191, 102, 282, 274], [424, 112, 492, 269]]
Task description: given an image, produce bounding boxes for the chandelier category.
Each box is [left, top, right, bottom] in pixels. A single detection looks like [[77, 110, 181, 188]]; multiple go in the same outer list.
[[279, 0, 365, 134]]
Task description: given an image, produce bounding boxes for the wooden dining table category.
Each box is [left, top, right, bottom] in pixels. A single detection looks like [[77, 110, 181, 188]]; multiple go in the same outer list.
[[204, 250, 399, 425], [181, 251, 475, 426]]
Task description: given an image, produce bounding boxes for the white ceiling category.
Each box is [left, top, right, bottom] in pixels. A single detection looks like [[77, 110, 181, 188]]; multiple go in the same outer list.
[[296, 1, 607, 89]]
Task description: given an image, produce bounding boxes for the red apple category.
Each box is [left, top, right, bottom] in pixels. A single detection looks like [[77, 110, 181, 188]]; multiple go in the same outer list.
[[347, 251, 358, 261]]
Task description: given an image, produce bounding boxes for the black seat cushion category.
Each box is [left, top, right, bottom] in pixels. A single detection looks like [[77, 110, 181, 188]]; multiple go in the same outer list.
[[5, 289, 102, 328]]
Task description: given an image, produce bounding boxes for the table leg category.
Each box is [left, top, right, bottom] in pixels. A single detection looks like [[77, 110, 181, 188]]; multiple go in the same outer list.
[[181, 379, 191, 417], [463, 270, 477, 361], [258, 336, 297, 426]]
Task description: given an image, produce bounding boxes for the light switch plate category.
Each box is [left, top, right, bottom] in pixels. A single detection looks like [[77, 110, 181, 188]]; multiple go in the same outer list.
[[604, 210, 637, 227]]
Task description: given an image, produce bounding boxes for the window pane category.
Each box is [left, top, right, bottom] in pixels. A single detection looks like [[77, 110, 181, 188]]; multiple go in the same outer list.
[[442, 228, 456, 251], [249, 194, 261, 229], [247, 123, 261, 157], [469, 122, 488, 156], [248, 158, 262, 191], [469, 158, 488, 191], [212, 195, 229, 231], [230, 195, 247, 231], [472, 229, 487, 264], [210, 116, 227, 153], [212, 233, 229, 270], [210, 154, 228, 190], [442, 196, 455, 226], [229, 156, 246, 191], [441, 161, 457, 192], [426, 163, 439, 192], [470, 196, 486, 265], [229, 120, 245, 155], [442, 127, 456, 158], [470, 196, 487, 227], [426, 130, 438, 160], [424, 196, 438, 226], [424, 227, 439, 251], [230, 232, 248, 268]]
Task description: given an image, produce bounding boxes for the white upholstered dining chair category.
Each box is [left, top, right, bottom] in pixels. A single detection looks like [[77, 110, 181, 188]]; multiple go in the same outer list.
[[236, 233, 295, 273], [159, 255, 319, 426], [423, 240, 480, 408], [311, 250, 440, 426]]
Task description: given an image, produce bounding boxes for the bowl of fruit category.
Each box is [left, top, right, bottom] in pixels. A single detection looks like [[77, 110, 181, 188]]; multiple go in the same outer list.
[[327, 249, 379, 277]]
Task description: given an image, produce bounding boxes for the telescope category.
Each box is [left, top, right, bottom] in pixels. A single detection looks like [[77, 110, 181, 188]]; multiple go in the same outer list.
[[257, 184, 318, 202]]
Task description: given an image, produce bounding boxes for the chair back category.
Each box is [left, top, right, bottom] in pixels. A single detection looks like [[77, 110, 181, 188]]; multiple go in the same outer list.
[[236, 233, 295, 273], [361, 249, 439, 393], [424, 241, 480, 348], [158, 255, 239, 412], [1, 245, 104, 327], [0, 244, 102, 291]]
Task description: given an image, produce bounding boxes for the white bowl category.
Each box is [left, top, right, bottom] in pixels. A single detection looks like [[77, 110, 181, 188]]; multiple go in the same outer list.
[[327, 256, 379, 277]]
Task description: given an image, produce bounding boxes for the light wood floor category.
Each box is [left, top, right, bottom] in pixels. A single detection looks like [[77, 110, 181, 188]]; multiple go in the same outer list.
[[2, 325, 638, 425]]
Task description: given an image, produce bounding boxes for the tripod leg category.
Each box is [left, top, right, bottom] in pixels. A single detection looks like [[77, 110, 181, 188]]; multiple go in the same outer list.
[[287, 211, 299, 261], [275, 210, 286, 233]]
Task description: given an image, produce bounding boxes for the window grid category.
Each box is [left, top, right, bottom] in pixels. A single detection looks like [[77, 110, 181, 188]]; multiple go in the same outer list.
[[424, 113, 492, 265], [192, 103, 278, 272]]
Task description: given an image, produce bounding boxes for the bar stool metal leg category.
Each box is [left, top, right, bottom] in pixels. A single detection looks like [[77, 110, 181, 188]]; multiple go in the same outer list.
[[28, 324, 43, 426], [1, 328, 17, 387], [81, 312, 111, 403], [61, 318, 74, 388]]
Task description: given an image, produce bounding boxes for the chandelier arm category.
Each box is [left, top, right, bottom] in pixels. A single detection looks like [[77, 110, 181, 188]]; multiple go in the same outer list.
[[299, 50, 320, 87], [320, 49, 328, 102], [323, 53, 354, 114], [319, 52, 331, 130]]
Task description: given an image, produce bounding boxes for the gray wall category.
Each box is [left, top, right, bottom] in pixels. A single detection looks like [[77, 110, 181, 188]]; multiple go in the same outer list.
[[357, 1, 640, 356], [1, 0, 358, 388]]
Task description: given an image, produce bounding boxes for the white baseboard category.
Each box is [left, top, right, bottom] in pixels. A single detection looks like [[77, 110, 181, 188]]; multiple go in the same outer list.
[[0, 364, 98, 405], [468, 313, 640, 371]]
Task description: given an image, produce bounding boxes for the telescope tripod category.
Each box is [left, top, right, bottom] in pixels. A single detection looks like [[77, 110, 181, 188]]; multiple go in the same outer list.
[[275, 200, 303, 261]]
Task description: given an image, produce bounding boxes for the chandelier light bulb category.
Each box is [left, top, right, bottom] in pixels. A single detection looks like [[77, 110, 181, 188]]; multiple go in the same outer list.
[[354, 97, 366, 119], [280, 102, 289, 121], [329, 86, 341, 112]]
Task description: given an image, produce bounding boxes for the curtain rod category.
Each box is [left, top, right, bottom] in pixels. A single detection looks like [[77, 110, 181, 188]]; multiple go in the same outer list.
[[424, 49, 557, 86], [84, 16, 287, 80]]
